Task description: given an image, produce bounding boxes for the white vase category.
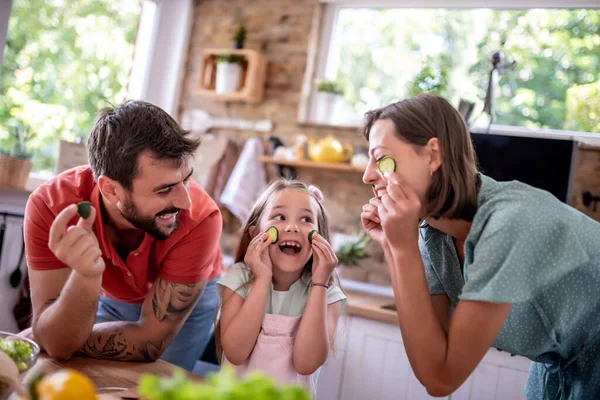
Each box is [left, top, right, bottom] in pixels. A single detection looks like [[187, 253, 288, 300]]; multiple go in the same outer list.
[[216, 62, 242, 94], [315, 92, 343, 124]]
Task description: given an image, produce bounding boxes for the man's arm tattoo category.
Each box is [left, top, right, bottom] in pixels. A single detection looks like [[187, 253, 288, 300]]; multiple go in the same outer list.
[[44, 296, 59, 307], [151, 280, 205, 322], [75, 280, 205, 361], [75, 323, 174, 362]]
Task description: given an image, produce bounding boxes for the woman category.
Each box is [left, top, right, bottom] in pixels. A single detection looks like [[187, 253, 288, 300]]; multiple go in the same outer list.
[[360, 94, 600, 399]]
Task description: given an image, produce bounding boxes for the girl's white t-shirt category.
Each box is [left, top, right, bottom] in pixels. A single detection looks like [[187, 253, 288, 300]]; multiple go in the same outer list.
[[217, 262, 347, 315]]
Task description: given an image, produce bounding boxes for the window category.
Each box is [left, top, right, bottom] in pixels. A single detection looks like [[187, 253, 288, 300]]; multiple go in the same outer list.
[[310, 2, 600, 135], [0, 0, 143, 177]]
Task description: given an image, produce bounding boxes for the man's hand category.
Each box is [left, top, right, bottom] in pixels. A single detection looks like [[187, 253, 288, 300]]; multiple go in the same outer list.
[[16, 328, 45, 352], [48, 204, 105, 278], [17, 327, 34, 341]]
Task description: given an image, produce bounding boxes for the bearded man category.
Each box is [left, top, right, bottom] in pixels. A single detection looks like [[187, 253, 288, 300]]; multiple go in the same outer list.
[[22, 100, 222, 371]]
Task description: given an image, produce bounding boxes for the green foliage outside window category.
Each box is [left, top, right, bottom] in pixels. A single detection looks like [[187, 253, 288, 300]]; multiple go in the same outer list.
[[0, 0, 141, 176]]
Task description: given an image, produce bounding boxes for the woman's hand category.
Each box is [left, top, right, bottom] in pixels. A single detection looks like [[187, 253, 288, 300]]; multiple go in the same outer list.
[[361, 197, 389, 250], [378, 172, 421, 251], [244, 232, 273, 280], [311, 234, 338, 284]]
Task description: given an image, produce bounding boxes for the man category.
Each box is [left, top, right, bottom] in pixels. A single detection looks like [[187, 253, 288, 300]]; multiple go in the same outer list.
[[23, 100, 222, 371]]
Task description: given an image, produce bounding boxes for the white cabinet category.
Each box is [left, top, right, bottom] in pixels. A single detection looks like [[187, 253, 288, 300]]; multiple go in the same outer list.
[[317, 316, 530, 400], [315, 330, 346, 400], [337, 316, 449, 400], [452, 348, 530, 400]]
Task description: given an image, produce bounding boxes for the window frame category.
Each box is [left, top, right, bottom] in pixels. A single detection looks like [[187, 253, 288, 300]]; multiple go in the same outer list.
[[0, 0, 11, 69], [0, 0, 194, 189], [300, 0, 600, 140]]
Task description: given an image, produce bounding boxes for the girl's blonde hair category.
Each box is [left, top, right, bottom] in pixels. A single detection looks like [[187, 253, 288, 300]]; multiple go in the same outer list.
[[215, 179, 340, 361]]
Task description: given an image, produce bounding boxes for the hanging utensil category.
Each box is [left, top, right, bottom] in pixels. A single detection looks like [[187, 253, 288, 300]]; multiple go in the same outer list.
[[0, 214, 6, 279], [473, 39, 517, 132], [9, 226, 25, 288]]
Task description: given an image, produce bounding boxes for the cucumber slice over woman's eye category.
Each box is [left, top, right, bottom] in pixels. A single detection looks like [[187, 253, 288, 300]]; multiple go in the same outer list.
[[308, 230, 318, 243], [77, 201, 91, 219], [377, 157, 396, 174], [266, 226, 279, 243]]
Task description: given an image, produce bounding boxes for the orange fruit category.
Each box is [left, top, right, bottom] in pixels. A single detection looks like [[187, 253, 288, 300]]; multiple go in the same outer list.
[[36, 369, 96, 400]]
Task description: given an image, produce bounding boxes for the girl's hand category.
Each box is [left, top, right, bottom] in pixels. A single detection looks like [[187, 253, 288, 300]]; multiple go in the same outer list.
[[378, 172, 421, 251], [244, 232, 273, 280], [311, 234, 338, 284], [361, 197, 389, 250]]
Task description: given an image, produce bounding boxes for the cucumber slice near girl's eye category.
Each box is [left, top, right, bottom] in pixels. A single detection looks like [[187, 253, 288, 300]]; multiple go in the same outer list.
[[377, 157, 396, 174], [77, 201, 91, 219], [266, 226, 279, 243], [308, 230, 319, 243]]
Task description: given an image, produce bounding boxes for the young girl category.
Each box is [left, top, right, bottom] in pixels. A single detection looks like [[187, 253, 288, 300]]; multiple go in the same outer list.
[[216, 179, 346, 396]]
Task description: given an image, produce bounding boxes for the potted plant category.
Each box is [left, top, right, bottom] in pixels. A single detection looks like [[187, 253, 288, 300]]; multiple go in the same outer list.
[[0, 121, 33, 190], [335, 233, 372, 282], [215, 54, 244, 94], [315, 79, 345, 124], [232, 23, 246, 49]]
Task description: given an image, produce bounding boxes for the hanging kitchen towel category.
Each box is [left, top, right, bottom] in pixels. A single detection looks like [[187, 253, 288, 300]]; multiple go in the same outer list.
[[191, 135, 240, 207], [191, 134, 230, 189], [206, 140, 240, 207], [220, 137, 267, 223]]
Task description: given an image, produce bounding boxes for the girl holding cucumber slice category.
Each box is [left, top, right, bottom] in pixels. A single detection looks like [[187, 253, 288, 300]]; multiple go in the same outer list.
[[216, 179, 346, 396], [360, 94, 600, 399]]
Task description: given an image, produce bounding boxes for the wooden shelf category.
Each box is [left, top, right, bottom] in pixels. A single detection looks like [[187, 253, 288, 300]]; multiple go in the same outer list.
[[259, 156, 365, 174], [198, 48, 268, 104], [296, 121, 361, 130]]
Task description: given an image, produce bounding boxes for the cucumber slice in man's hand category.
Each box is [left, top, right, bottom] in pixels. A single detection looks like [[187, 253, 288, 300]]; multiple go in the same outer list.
[[77, 201, 92, 219]]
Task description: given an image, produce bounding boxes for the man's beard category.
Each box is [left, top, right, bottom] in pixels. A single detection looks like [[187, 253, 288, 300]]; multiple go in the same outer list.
[[120, 196, 180, 240]]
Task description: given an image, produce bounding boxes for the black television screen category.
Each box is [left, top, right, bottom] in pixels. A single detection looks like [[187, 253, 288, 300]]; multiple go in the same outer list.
[[470, 132, 576, 203]]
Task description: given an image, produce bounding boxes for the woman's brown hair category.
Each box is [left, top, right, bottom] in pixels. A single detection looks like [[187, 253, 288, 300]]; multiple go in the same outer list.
[[362, 94, 480, 221], [215, 179, 340, 360]]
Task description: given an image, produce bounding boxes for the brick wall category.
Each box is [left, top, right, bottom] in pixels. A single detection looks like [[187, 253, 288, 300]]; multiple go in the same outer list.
[[179, 0, 376, 262], [179, 0, 600, 282], [571, 145, 600, 221]]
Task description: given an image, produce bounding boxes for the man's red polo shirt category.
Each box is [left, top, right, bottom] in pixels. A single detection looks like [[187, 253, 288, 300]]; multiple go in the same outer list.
[[24, 166, 223, 304]]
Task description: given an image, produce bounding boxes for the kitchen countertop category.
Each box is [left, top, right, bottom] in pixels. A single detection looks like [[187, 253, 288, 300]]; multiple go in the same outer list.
[[344, 290, 399, 326], [11, 354, 201, 399]]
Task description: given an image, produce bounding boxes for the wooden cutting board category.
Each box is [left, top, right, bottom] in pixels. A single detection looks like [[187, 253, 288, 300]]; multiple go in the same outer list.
[[10, 354, 202, 399]]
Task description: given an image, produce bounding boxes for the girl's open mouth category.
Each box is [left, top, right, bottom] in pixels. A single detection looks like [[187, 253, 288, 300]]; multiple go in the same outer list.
[[278, 241, 302, 256]]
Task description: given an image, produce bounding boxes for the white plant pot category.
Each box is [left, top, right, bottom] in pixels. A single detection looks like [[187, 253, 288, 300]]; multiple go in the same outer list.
[[216, 62, 242, 94], [315, 92, 343, 124]]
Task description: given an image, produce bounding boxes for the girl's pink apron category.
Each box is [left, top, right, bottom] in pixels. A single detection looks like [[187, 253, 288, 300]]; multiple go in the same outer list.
[[230, 313, 316, 397]]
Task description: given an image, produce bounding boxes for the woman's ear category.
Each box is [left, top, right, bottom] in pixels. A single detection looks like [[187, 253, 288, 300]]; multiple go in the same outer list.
[[426, 138, 442, 174], [249, 225, 257, 238]]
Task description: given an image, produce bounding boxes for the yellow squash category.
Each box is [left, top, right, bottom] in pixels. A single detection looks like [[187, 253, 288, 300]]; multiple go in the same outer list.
[[307, 136, 353, 163]]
